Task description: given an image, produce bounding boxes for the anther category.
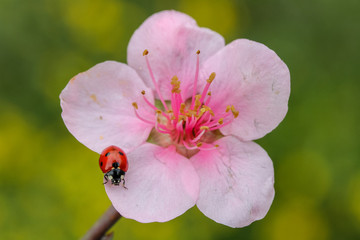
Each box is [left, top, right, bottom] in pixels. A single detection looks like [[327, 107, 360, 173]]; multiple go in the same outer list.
[[218, 118, 224, 124], [180, 103, 186, 114], [194, 95, 202, 111], [171, 75, 181, 93], [132, 102, 138, 109], [206, 72, 216, 83], [141, 90, 145, 95], [231, 105, 239, 118], [208, 72, 216, 82], [197, 142, 203, 147], [196, 50, 200, 54], [226, 105, 231, 113], [200, 126, 209, 130], [203, 105, 214, 116], [143, 49, 149, 56]]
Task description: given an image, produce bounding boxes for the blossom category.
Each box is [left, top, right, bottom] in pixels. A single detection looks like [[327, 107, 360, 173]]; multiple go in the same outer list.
[[60, 10, 290, 228]]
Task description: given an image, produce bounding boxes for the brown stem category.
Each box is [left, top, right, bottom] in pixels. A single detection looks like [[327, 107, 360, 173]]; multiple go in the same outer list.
[[81, 205, 121, 240]]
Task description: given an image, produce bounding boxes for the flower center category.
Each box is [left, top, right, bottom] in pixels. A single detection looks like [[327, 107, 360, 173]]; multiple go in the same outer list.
[[132, 50, 238, 153]]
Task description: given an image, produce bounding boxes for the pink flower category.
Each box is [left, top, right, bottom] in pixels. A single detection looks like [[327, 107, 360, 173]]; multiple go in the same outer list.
[[60, 10, 290, 227]]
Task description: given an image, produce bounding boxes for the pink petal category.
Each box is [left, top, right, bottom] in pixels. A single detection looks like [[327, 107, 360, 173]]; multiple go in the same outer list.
[[127, 10, 225, 100], [191, 136, 274, 228], [60, 61, 154, 153], [201, 39, 290, 141], [105, 144, 199, 223]]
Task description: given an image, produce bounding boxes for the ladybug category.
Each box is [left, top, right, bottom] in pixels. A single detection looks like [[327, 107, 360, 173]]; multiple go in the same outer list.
[[99, 146, 128, 188]]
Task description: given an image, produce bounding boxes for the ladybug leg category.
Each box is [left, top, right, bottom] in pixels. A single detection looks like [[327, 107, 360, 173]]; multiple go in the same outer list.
[[121, 175, 128, 189], [103, 174, 109, 185]]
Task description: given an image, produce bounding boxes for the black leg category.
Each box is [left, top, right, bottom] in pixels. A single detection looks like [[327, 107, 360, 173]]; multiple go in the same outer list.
[[103, 174, 108, 185]]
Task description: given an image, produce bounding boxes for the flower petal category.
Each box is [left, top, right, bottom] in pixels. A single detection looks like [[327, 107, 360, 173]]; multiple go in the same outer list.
[[105, 143, 200, 223], [202, 39, 290, 140], [191, 136, 274, 228], [60, 61, 154, 153], [127, 10, 225, 100]]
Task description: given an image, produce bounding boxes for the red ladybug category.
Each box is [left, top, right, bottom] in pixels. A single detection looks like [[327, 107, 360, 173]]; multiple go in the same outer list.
[[99, 146, 128, 188]]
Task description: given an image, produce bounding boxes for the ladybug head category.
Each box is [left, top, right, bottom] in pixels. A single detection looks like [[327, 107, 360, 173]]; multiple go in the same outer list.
[[104, 162, 126, 186]]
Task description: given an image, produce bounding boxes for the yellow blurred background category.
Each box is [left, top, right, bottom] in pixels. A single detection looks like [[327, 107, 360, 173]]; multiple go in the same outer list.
[[1, 0, 359, 239]]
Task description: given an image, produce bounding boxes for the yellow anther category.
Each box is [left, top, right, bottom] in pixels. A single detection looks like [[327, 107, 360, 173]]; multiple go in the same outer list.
[[196, 50, 200, 54], [188, 110, 197, 116], [197, 107, 206, 118], [196, 142, 203, 147], [156, 110, 162, 114], [167, 109, 173, 113], [171, 75, 179, 83], [231, 105, 239, 118], [172, 88, 181, 93], [180, 103, 186, 114], [171, 75, 181, 93], [194, 94, 202, 111], [207, 91, 212, 96], [132, 102, 138, 110], [203, 105, 214, 116], [178, 115, 186, 122], [200, 126, 209, 130], [143, 49, 149, 56], [141, 90, 145, 95], [218, 118, 224, 124], [226, 105, 231, 113], [207, 72, 216, 83], [215, 144, 219, 148]]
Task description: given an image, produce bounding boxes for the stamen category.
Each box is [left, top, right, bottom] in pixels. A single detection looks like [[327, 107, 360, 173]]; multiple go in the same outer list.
[[199, 72, 216, 105], [197, 143, 220, 151], [179, 103, 186, 114], [203, 105, 214, 116], [194, 95, 202, 112], [191, 50, 201, 108], [143, 49, 168, 112], [183, 141, 199, 150], [171, 76, 181, 93], [226, 105, 231, 112], [132, 102, 155, 125], [231, 105, 239, 118], [200, 126, 209, 130], [204, 91, 212, 105], [208, 120, 233, 131], [191, 129, 206, 142], [155, 114, 171, 134], [197, 107, 206, 119], [132, 102, 138, 109]]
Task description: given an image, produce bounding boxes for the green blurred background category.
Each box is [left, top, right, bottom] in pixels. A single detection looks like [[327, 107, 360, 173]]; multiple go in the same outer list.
[[1, 0, 359, 239]]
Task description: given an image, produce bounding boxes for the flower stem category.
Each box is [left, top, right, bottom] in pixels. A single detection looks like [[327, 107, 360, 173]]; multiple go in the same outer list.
[[81, 205, 121, 240]]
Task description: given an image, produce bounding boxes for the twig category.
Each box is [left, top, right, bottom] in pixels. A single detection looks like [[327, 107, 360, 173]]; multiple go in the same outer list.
[[81, 205, 121, 240]]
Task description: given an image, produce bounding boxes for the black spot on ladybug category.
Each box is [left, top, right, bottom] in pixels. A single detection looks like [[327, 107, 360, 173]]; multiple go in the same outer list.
[[105, 152, 110, 157], [100, 161, 103, 166], [119, 151, 124, 156]]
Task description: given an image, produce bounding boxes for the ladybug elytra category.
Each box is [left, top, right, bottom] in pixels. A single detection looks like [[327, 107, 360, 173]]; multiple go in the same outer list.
[[99, 146, 128, 188]]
